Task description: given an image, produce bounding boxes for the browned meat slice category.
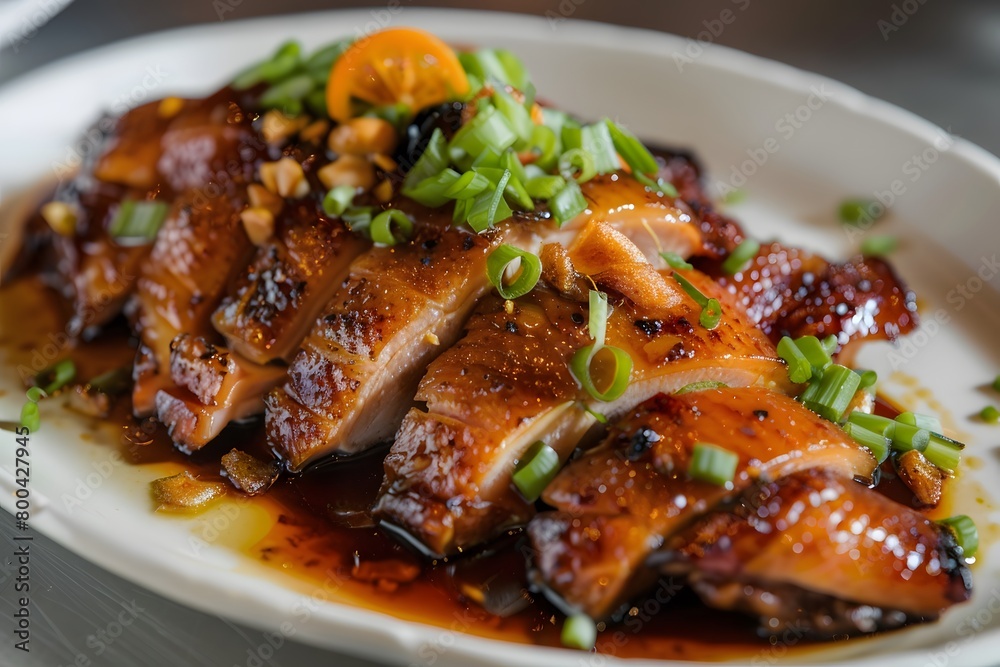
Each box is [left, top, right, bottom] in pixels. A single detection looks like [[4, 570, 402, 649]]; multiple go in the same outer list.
[[662, 469, 972, 637], [265, 211, 502, 471], [527, 388, 877, 620], [130, 194, 254, 415], [37, 88, 261, 338], [154, 335, 284, 451], [374, 228, 796, 558], [211, 200, 370, 364], [697, 242, 918, 346]]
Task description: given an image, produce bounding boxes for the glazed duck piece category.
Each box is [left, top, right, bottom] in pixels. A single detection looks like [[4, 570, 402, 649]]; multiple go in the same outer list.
[[527, 387, 878, 620], [698, 241, 918, 346], [212, 201, 371, 365], [130, 193, 254, 415], [373, 227, 796, 558], [41, 88, 260, 339], [662, 468, 972, 637], [266, 174, 708, 471]]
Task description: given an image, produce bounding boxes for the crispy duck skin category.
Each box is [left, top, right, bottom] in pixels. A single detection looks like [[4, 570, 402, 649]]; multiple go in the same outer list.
[[266, 175, 708, 470], [212, 200, 370, 364], [662, 468, 971, 636], [697, 241, 918, 345], [373, 228, 796, 558], [154, 335, 285, 451], [39, 88, 260, 338], [130, 194, 254, 415], [527, 388, 877, 620]]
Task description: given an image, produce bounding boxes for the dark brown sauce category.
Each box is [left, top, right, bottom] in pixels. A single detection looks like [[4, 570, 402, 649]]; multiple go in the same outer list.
[[1, 275, 949, 661]]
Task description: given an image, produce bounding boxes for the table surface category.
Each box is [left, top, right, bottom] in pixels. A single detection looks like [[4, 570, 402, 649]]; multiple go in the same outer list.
[[2, 1, 998, 666]]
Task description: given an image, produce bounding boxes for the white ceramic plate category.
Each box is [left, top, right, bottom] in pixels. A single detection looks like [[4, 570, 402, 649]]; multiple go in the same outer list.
[[2, 9, 1000, 667]]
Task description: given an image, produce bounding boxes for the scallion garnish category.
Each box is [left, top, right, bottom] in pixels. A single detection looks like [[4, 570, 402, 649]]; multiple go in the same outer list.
[[923, 436, 962, 473], [444, 170, 492, 199], [674, 380, 728, 395], [659, 251, 692, 270], [232, 40, 302, 90], [558, 148, 597, 184], [258, 73, 314, 113], [466, 171, 513, 232], [838, 198, 882, 226], [369, 209, 414, 246], [857, 369, 878, 390], [322, 186, 356, 217], [860, 234, 898, 257], [449, 106, 518, 167], [776, 336, 813, 384], [700, 298, 722, 329], [19, 401, 40, 433], [486, 244, 541, 300], [688, 442, 739, 487], [938, 515, 978, 558], [25, 386, 47, 403], [512, 441, 561, 502], [847, 411, 896, 438], [402, 128, 450, 194], [560, 613, 597, 651], [721, 239, 760, 275], [821, 334, 838, 355], [549, 180, 587, 226], [563, 122, 619, 175], [492, 89, 534, 143], [569, 290, 633, 403], [109, 200, 168, 244], [799, 363, 860, 423], [606, 119, 658, 177], [459, 48, 530, 92], [588, 290, 609, 345], [526, 125, 559, 170], [843, 422, 890, 464], [524, 174, 566, 200], [889, 421, 931, 453], [36, 359, 76, 395], [341, 206, 374, 235], [896, 411, 943, 433], [982, 405, 1000, 423]]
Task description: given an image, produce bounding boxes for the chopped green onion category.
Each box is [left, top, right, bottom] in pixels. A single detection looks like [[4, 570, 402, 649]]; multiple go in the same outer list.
[[322, 186, 356, 217], [923, 436, 962, 473], [524, 174, 566, 200], [857, 369, 878, 390], [563, 122, 619, 175], [369, 210, 414, 246], [672, 272, 707, 307], [721, 239, 760, 275], [449, 106, 517, 166], [793, 336, 833, 372], [699, 298, 722, 330], [502, 174, 534, 211], [459, 49, 530, 92], [560, 613, 597, 651], [341, 206, 373, 235], [486, 245, 542, 300], [800, 364, 861, 423], [444, 170, 492, 199], [847, 411, 896, 438], [982, 405, 1000, 423], [896, 411, 942, 433], [402, 128, 449, 193], [839, 198, 882, 226], [232, 40, 302, 89], [720, 188, 746, 205], [588, 290, 609, 346], [938, 515, 978, 558], [777, 337, 813, 384], [660, 251, 692, 271], [109, 200, 168, 244], [860, 234, 898, 257], [890, 421, 930, 453], [570, 344, 633, 403], [526, 125, 559, 170], [512, 441, 561, 502], [25, 386, 47, 403], [634, 173, 679, 198], [37, 359, 76, 395], [558, 148, 597, 184], [304, 38, 353, 82], [606, 119, 658, 176], [549, 180, 588, 226], [259, 74, 314, 112], [821, 335, 838, 356], [492, 89, 534, 143], [403, 168, 462, 208], [501, 150, 528, 184], [843, 422, 890, 464], [19, 401, 40, 433], [688, 442, 739, 487], [674, 381, 728, 395], [466, 171, 513, 232], [583, 405, 608, 424]]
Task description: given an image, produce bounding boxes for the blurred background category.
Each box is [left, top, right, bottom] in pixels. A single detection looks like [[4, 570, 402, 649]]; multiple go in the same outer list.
[[1, 1, 998, 666]]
